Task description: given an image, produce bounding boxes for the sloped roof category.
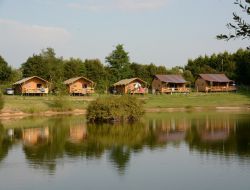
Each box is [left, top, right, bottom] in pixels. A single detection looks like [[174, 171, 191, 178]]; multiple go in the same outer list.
[[13, 76, 48, 85], [113, 78, 146, 86], [64, 77, 94, 85], [155, 75, 187, 84], [199, 74, 232, 82]]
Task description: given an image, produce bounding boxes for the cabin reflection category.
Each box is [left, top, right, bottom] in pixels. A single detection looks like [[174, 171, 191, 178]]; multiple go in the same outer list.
[[149, 118, 190, 143], [195, 116, 236, 142], [22, 127, 49, 146], [67, 125, 87, 143]]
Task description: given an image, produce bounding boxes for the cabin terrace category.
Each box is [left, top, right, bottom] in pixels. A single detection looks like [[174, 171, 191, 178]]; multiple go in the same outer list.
[[195, 74, 236, 92], [64, 77, 95, 95], [113, 78, 148, 94], [13, 76, 49, 95], [152, 75, 190, 94]]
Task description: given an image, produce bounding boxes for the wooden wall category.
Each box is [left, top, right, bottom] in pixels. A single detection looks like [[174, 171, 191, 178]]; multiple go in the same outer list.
[[67, 78, 93, 94], [14, 78, 48, 94]]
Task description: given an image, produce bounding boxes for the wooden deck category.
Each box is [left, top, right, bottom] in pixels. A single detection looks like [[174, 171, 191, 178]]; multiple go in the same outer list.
[[206, 86, 237, 92], [70, 88, 95, 95], [160, 87, 190, 94], [22, 88, 49, 94], [130, 88, 148, 94]]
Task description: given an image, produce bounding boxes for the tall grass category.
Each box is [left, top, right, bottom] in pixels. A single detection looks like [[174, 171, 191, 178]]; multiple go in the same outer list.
[[48, 96, 73, 111]]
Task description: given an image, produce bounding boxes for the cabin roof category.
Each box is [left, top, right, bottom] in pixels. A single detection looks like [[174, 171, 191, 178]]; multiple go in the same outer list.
[[113, 78, 147, 86], [155, 75, 187, 83], [63, 77, 94, 85], [199, 74, 232, 82], [13, 76, 48, 85]]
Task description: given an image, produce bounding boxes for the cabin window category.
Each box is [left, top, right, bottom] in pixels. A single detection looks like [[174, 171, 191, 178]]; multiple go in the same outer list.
[[37, 84, 42, 88], [82, 84, 87, 88]]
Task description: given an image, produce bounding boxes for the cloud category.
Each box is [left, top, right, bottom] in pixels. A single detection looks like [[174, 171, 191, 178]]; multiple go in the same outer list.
[[0, 18, 71, 44], [67, 0, 168, 12], [0, 18, 71, 66]]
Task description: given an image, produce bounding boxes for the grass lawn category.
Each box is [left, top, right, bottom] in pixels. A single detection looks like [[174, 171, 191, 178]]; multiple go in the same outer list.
[[2, 95, 93, 113], [1, 91, 250, 113], [143, 92, 250, 108]]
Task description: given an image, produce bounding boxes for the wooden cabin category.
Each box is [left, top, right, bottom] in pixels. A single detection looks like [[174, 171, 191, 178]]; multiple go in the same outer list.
[[13, 76, 49, 95], [64, 77, 95, 95], [195, 74, 236, 92], [113, 78, 148, 94], [152, 75, 190, 94]]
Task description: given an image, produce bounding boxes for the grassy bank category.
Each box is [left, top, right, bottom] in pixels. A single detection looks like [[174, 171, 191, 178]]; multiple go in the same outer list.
[[143, 92, 250, 109], [1, 95, 94, 113], [0, 91, 250, 114]]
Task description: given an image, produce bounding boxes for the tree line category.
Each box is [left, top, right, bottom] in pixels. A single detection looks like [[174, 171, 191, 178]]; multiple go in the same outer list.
[[0, 45, 250, 93]]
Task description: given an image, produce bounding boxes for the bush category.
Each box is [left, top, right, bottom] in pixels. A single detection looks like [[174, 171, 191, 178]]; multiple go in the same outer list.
[[0, 93, 4, 111], [87, 95, 145, 123]]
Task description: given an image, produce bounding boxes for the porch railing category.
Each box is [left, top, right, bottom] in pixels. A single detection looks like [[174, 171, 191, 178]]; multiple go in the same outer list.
[[23, 88, 49, 94], [71, 87, 95, 94], [130, 87, 148, 94], [207, 86, 237, 92], [161, 87, 190, 93]]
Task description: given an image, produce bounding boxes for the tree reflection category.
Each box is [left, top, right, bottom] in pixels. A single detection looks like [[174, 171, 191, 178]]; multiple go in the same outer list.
[[0, 123, 18, 163], [0, 112, 250, 174], [186, 114, 250, 158], [109, 146, 130, 175]]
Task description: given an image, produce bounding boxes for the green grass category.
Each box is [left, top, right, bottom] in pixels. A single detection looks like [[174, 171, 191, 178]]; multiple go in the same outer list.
[[1, 91, 250, 114], [2, 95, 91, 113], [143, 92, 250, 108]]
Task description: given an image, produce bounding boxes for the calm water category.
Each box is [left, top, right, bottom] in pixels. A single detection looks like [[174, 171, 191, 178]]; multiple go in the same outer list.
[[0, 112, 250, 190]]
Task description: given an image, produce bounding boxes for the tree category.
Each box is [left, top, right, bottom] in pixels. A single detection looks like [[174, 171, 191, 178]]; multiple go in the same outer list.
[[22, 48, 64, 85], [217, 0, 250, 47], [183, 70, 195, 84], [21, 54, 47, 78], [84, 59, 108, 92], [0, 55, 12, 82], [63, 58, 85, 79], [105, 44, 132, 83]]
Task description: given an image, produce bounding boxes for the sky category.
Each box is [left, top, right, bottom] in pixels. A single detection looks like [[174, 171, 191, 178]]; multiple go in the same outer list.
[[0, 0, 249, 68]]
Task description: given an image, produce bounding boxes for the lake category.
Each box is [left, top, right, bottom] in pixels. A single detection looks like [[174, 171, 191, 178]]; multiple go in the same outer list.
[[0, 111, 250, 190]]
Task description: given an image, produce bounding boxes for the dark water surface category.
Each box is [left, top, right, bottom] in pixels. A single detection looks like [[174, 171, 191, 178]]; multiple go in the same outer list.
[[0, 112, 250, 190]]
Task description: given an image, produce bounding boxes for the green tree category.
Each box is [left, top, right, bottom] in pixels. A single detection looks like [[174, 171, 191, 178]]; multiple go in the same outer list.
[[0, 55, 12, 82], [183, 70, 195, 84], [233, 48, 250, 85], [63, 58, 85, 79], [21, 54, 47, 78], [217, 0, 250, 48], [84, 59, 108, 93], [105, 44, 132, 83], [21, 48, 64, 90]]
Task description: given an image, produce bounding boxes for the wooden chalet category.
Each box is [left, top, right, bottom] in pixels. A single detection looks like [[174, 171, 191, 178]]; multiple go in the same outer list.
[[13, 76, 49, 95], [64, 77, 95, 95], [152, 75, 190, 94], [113, 78, 148, 94], [195, 74, 236, 92]]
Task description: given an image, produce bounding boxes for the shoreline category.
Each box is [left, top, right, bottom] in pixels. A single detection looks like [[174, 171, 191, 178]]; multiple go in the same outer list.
[[1, 106, 250, 120]]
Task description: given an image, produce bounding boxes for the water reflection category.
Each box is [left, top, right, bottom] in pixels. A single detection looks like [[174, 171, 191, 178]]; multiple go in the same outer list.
[[0, 112, 250, 175]]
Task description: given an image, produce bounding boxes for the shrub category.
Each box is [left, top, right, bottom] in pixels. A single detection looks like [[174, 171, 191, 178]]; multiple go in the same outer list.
[[87, 95, 144, 123]]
